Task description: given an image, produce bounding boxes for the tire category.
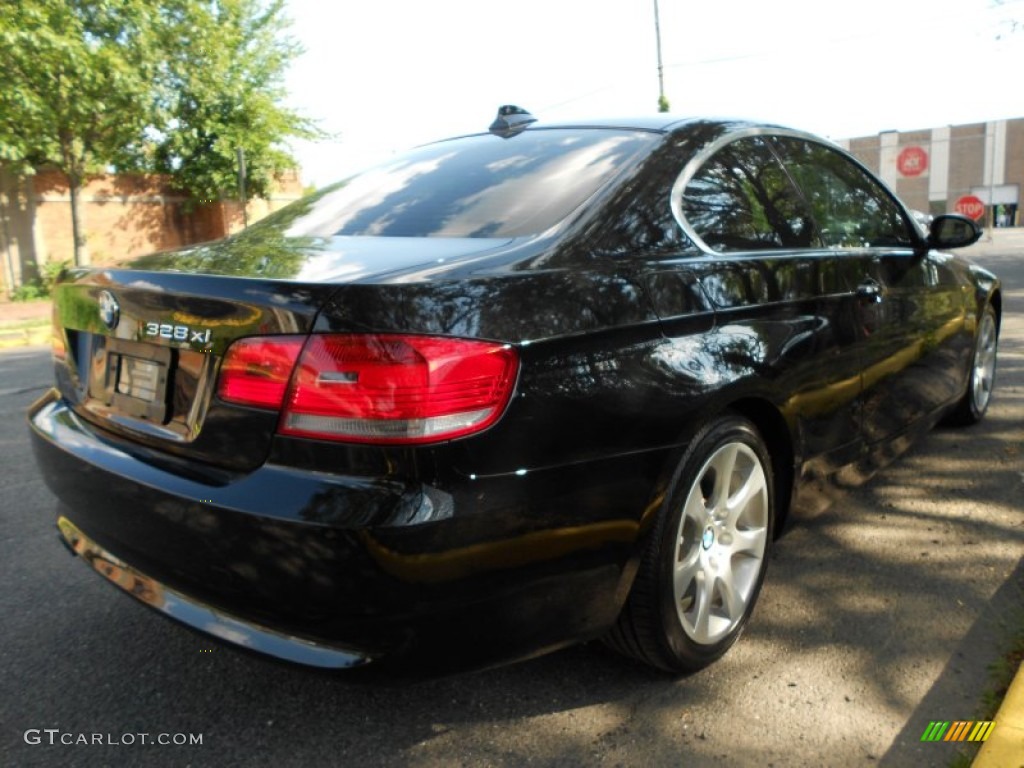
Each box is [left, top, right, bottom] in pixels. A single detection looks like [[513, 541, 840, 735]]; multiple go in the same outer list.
[[945, 303, 998, 426], [605, 413, 774, 672]]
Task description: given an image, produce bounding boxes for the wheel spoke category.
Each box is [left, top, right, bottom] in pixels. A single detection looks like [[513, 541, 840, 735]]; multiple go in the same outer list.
[[731, 550, 764, 593], [676, 531, 700, 577], [673, 558, 697, 602], [726, 465, 766, 525], [716, 572, 744, 624], [683, 483, 708, 521], [709, 444, 739, 509], [727, 525, 766, 557], [691, 569, 712, 642], [677, 488, 705, 570]]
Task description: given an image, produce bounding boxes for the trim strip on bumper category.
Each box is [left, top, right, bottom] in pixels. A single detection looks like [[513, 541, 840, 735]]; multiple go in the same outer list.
[[57, 516, 373, 670]]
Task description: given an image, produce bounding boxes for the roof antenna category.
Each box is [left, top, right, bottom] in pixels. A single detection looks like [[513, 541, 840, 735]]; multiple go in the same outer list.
[[489, 105, 536, 138]]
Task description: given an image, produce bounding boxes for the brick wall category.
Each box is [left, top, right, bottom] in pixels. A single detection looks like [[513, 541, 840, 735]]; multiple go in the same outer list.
[[1, 168, 304, 295], [842, 118, 1022, 226], [946, 123, 987, 206]]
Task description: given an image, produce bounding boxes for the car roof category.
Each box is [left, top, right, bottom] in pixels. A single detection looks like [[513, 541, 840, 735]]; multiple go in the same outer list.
[[524, 115, 699, 132], [439, 116, 793, 145]]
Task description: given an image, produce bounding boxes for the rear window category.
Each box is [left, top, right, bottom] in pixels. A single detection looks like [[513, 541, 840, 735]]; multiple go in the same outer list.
[[285, 129, 658, 238]]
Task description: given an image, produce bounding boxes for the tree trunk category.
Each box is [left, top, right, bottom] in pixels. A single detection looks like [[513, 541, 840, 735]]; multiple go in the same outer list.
[[0, 166, 19, 294], [68, 172, 89, 266]]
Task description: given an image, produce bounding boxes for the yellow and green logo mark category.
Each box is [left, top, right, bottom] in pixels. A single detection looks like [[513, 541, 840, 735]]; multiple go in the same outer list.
[[920, 721, 995, 742]]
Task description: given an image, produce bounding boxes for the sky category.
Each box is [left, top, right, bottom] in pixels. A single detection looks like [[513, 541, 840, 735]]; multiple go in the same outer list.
[[283, 0, 1024, 187]]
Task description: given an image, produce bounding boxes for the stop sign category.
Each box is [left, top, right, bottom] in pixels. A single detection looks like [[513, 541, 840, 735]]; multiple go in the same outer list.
[[897, 146, 928, 177], [955, 195, 986, 221]]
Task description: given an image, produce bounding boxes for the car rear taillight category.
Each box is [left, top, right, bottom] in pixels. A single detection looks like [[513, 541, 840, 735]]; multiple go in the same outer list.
[[217, 334, 518, 444], [280, 335, 518, 444], [217, 336, 305, 408]]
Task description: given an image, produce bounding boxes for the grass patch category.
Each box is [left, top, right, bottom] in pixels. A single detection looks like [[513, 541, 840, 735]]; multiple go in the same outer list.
[[981, 629, 1024, 714], [948, 605, 1024, 767]]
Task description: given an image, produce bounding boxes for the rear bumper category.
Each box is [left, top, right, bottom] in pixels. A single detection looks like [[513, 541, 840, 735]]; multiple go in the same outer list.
[[56, 515, 371, 669], [29, 390, 659, 670]]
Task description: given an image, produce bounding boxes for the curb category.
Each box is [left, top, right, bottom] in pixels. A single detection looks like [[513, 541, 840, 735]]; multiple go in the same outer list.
[[973, 663, 1024, 767], [0, 324, 50, 350]]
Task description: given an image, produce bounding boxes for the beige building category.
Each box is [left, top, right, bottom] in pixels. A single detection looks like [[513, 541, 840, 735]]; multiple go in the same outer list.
[[838, 118, 1023, 228]]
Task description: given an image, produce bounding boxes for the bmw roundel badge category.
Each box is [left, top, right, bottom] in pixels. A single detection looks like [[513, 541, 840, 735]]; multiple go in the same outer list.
[[98, 290, 120, 331]]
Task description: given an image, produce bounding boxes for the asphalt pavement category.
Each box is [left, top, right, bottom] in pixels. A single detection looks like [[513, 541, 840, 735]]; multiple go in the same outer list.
[[1, 248, 1021, 767]]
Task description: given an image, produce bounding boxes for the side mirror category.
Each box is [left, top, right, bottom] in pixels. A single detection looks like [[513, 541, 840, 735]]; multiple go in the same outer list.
[[927, 214, 982, 249]]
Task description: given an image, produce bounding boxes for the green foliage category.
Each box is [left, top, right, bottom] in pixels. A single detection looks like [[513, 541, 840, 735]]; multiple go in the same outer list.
[[11, 282, 46, 302], [149, 0, 323, 207], [658, 94, 671, 113], [0, 0, 160, 263], [0, 0, 321, 238], [9, 259, 70, 301], [40, 259, 71, 293]]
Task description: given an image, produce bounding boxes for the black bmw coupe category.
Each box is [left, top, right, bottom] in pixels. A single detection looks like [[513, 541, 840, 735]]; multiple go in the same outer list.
[[29, 109, 1000, 674]]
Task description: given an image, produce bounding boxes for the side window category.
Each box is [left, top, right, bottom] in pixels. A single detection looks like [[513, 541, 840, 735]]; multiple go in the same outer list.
[[598, 141, 700, 258], [680, 137, 819, 252], [769, 137, 914, 248]]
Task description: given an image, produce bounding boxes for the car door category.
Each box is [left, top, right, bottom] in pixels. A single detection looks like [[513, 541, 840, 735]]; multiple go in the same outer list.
[[859, 249, 972, 440], [766, 136, 968, 446], [649, 133, 868, 472]]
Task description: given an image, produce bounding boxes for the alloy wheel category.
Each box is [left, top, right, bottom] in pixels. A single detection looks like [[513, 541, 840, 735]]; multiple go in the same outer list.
[[672, 441, 769, 645], [972, 310, 997, 414]]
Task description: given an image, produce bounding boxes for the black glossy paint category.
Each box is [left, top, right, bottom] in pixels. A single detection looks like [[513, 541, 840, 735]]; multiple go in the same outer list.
[[29, 117, 1001, 672]]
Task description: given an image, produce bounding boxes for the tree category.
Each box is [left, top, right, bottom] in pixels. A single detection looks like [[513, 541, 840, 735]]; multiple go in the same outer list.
[[150, 0, 322, 209], [0, 0, 320, 267], [0, 1, 159, 266]]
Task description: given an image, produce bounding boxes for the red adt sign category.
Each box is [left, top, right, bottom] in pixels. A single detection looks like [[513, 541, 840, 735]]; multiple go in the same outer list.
[[955, 195, 986, 221], [897, 146, 929, 177]]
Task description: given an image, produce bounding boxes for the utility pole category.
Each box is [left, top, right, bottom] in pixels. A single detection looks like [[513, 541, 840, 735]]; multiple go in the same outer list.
[[654, 0, 669, 112]]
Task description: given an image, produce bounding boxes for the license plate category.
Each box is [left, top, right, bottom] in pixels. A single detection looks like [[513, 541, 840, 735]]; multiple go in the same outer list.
[[117, 356, 162, 402], [84, 337, 171, 424]]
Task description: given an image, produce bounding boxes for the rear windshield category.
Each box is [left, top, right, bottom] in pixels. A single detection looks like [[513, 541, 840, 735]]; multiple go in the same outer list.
[[286, 129, 658, 238]]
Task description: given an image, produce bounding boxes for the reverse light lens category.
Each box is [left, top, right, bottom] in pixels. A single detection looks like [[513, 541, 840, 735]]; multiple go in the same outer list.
[[217, 336, 305, 409], [279, 335, 518, 444]]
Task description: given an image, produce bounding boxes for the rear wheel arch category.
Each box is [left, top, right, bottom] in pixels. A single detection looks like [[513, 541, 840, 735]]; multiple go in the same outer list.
[[728, 398, 795, 535], [605, 409, 777, 671], [635, 397, 795, 543], [613, 397, 794, 632], [639, 397, 795, 540]]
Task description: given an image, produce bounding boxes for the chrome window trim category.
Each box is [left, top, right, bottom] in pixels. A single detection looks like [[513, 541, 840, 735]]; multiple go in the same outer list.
[[669, 126, 918, 256]]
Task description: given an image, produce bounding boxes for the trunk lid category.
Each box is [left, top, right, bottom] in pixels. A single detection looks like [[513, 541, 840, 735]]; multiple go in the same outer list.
[[51, 231, 511, 472]]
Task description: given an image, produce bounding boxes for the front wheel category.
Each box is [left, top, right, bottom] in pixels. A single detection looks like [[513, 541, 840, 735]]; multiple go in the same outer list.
[[605, 413, 774, 672], [945, 303, 998, 426]]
